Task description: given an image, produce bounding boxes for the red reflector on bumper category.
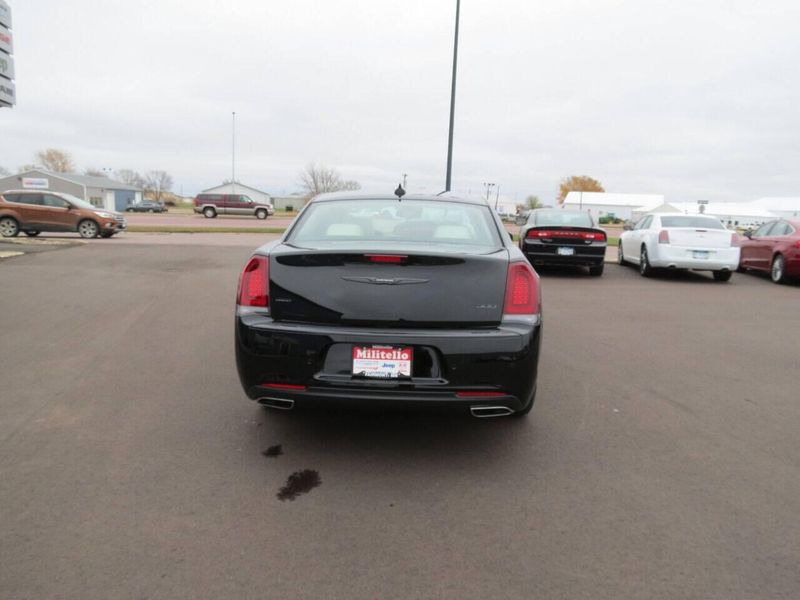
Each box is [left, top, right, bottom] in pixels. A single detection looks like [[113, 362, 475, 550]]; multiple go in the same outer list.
[[259, 383, 307, 391]]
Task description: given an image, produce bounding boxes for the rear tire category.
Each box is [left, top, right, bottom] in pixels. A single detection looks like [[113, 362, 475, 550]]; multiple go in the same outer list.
[[617, 242, 626, 265], [0, 217, 20, 237], [712, 270, 732, 282], [639, 246, 653, 277], [203, 207, 217, 218], [255, 208, 268, 220], [771, 254, 787, 284], [589, 263, 604, 277], [24, 230, 41, 237], [77, 219, 99, 239]]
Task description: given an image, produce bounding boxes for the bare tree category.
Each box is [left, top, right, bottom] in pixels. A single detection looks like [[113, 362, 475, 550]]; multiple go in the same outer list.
[[298, 163, 361, 198], [526, 195, 543, 209], [143, 170, 174, 202], [35, 148, 75, 173], [558, 175, 604, 204], [115, 169, 146, 189]]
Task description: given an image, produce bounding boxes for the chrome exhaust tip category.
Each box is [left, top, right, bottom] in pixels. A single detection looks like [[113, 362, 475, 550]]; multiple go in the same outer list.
[[257, 397, 295, 411], [470, 405, 514, 418]]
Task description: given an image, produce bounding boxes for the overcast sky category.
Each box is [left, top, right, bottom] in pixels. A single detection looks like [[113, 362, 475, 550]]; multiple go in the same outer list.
[[1, 0, 799, 202]]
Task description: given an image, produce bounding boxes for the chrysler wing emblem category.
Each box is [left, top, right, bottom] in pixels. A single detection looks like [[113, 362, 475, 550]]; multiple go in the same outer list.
[[341, 276, 430, 285]]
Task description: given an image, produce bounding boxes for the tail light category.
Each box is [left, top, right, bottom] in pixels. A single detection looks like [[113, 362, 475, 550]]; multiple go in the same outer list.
[[365, 254, 407, 264], [237, 255, 269, 307], [794, 240, 800, 249], [526, 229, 606, 242], [503, 261, 540, 315], [731, 233, 740, 247], [658, 230, 670, 244]]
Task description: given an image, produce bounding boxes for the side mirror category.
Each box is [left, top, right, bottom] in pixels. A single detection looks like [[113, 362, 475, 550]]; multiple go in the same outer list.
[[508, 230, 514, 241], [743, 230, 753, 239], [65, 203, 73, 210]]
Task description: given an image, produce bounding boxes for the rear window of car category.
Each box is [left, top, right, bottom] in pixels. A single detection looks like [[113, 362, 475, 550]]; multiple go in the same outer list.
[[660, 216, 724, 229], [533, 210, 594, 227], [288, 199, 502, 252]]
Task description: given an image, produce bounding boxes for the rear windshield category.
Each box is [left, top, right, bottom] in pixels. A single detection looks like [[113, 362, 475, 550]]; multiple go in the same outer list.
[[660, 216, 724, 229], [533, 210, 594, 227], [289, 199, 502, 252]]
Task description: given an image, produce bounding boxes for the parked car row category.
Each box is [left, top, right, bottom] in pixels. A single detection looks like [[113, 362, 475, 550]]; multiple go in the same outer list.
[[617, 213, 799, 284], [516, 208, 799, 285], [0, 190, 127, 238]]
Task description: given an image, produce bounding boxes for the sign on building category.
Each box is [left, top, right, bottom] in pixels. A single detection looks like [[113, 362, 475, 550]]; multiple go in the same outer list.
[[22, 178, 50, 190], [0, 50, 14, 80], [0, 0, 12, 108], [0, 77, 13, 106], [0, 1, 11, 28], [0, 23, 11, 55]]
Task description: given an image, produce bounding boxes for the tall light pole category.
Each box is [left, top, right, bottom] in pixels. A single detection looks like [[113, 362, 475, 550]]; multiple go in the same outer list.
[[231, 111, 236, 193], [484, 182, 495, 205], [445, 0, 461, 192]]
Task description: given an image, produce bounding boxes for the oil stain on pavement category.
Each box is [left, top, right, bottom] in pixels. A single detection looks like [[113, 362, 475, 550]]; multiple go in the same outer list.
[[277, 469, 321, 501], [262, 444, 283, 458]]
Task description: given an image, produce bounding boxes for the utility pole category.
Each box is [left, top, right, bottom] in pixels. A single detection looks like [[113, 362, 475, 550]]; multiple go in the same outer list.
[[231, 111, 236, 194], [484, 182, 496, 206], [445, 0, 461, 192], [495, 185, 501, 210]]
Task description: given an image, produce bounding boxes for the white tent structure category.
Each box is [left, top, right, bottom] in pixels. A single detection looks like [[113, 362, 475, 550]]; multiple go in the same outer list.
[[664, 202, 776, 229], [562, 192, 664, 221], [752, 197, 800, 218]]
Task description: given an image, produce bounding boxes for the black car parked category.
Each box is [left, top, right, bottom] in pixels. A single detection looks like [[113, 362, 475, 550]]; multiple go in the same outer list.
[[519, 208, 607, 276], [126, 201, 167, 213], [235, 192, 542, 418]]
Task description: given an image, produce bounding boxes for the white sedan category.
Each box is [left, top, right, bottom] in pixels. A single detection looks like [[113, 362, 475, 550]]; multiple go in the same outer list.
[[618, 213, 740, 281]]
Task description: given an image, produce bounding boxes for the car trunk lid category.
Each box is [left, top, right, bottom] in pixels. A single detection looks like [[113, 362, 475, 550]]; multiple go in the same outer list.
[[268, 245, 509, 327]]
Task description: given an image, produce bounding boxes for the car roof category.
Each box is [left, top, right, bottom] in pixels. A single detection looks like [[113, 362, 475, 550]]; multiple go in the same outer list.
[[531, 208, 590, 213], [1, 189, 68, 196], [310, 191, 490, 206]]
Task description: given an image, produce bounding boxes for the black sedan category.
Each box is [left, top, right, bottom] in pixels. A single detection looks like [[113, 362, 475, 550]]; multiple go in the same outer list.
[[126, 200, 167, 213], [519, 208, 607, 276], [235, 192, 542, 418]]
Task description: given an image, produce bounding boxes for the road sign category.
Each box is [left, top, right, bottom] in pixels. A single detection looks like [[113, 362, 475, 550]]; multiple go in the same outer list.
[[0, 1, 10, 29], [0, 23, 12, 55]]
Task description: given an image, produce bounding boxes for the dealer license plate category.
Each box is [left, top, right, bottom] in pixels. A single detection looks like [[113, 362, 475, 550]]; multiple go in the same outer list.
[[557, 247, 575, 256], [352, 345, 413, 379], [693, 250, 709, 259]]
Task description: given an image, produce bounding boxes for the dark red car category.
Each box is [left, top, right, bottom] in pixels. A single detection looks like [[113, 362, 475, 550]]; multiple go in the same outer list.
[[739, 219, 800, 284]]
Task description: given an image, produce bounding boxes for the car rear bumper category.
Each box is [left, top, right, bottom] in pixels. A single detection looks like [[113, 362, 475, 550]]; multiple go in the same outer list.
[[649, 246, 739, 270], [522, 241, 605, 267], [235, 314, 541, 414]]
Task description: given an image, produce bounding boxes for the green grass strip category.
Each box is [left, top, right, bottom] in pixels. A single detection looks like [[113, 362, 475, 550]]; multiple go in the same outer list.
[[128, 225, 286, 234]]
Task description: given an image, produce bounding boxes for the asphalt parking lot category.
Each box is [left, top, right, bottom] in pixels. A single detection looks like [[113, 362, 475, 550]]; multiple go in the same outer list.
[[1, 243, 799, 599]]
